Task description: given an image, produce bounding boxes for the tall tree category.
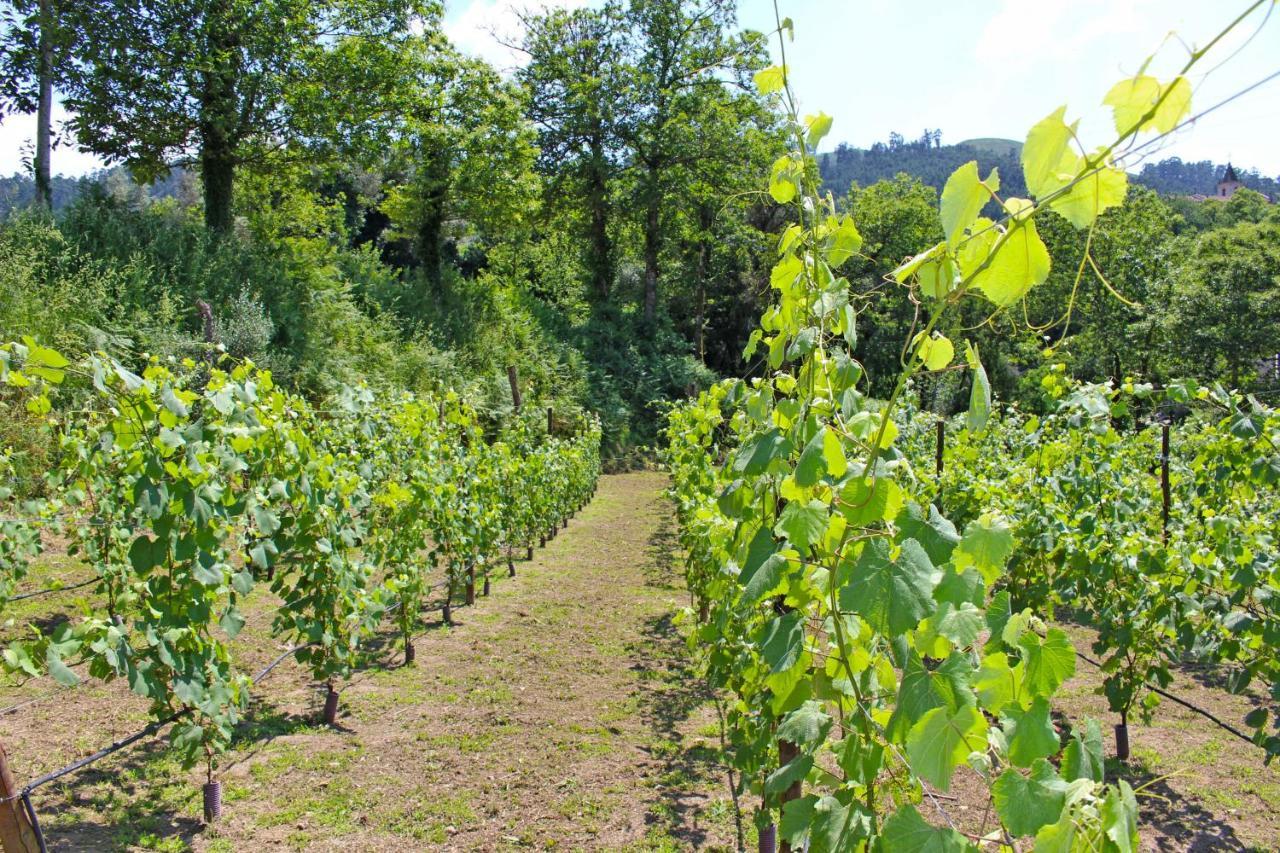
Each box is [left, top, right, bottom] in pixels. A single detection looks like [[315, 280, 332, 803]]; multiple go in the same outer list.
[[1162, 220, 1280, 387], [620, 0, 761, 322], [66, 0, 437, 233], [666, 72, 779, 367], [520, 4, 628, 301], [380, 46, 539, 302], [0, 0, 86, 208]]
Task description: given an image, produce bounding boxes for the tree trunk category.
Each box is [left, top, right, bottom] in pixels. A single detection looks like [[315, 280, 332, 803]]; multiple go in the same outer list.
[[201, 147, 235, 234], [33, 0, 53, 209], [694, 206, 711, 362], [198, 3, 239, 234], [415, 149, 450, 292], [585, 138, 612, 301], [642, 191, 660, 323]]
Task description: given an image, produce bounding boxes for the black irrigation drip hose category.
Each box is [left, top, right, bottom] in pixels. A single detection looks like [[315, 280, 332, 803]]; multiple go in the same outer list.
[[6, 584, 459, 801], [1072, 648, 1258, 746], [8, 578, 98, 603], [21, 790, 46, 853], [0, 529, 562, 846], [21, 708, 187, 795]]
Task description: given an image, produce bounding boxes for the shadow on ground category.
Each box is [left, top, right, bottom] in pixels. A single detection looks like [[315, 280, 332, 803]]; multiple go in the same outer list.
[[626, 509, 743, 849]]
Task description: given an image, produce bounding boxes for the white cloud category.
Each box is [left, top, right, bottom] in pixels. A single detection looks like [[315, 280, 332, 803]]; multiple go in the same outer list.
[[976, 0, 1166, 69], [443, 0, 593, 72]]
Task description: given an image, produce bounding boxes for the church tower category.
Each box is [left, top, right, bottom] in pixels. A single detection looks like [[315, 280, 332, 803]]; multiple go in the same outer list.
[[1217, 163, 1243, 199]]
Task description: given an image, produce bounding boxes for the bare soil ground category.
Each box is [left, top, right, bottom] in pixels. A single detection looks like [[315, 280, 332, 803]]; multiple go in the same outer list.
[[2, 472, 1278, 851]]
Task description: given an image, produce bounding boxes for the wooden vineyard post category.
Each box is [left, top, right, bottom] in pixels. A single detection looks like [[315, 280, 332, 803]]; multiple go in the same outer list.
[[546, 406, 553, 436], [465, 564, 476, 606], [1160, 422, 1171, 543], [0, 738, 39, 853], [507, 366, 523, 413], [776, 738, 802, 853], [935, 419, 945, 510]]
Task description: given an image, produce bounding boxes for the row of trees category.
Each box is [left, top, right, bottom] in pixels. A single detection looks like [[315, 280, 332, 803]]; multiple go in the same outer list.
[[0, 0, 781, 321], [0, 0, 790, 453], [823, 167, 1280, 406]]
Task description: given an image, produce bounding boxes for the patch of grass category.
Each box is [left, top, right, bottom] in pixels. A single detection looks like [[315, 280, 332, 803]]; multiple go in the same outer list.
[[380, 791, 477, 842], [415, 729, 503, 753], [249, 743, 365, 785], [256, 788, 376, 832]]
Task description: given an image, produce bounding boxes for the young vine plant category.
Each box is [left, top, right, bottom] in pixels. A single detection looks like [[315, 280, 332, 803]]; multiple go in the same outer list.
[[0, 340, 600, 792], [664, 5, 1270, 849]]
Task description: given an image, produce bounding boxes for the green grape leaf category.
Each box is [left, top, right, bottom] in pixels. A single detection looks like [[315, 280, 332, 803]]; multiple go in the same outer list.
[[760, 612, 805, 674], [1019, 628, 1077, 695], [805, 112, 833, 149], [128, 535, 167, 575], [779, 795, 817, 846], [1022, 106, 1074, 199], [778, 700, 833, 749], [838, 476, 903, 527], [161, 385, 189, 418], [770, 155, 801, 204], [968, 215, 1051, 307], [19, 338, 69, 384], [795, 428, 829, 486], [47, 650, 80, 686], [890, 241, 946, 285], [733, 428, 793, 476], [915, 333, 955, 371], [1050, 160, 1127, 228], [881, 804, 971, 852], [993, 759, 1068, 837], [887, 651, 975, 742], [897, 502, 960, 565], [774, 499, 829, 555], [933, 566, 984, 608], [837, 537, 939, 636], [954, 515, 1014, 584], [754, 65, 786, 94], [219, 606, 246, 639], [905, 705, 987, 792], [1102, 780, 1139, 852], [826, 216, 862, 266], [1062, 718, 1105, 782], [822, 428, 847, 478], [941, 161, 997, 248], [974, 652, 1027, 715], [810, 796, 871, 853], [965, 341, 991, 432], [1002, 696, 1059, 767], [740, 526, 787, 603], [931, 601, 984, 648], [1104, 74, 1191, 136], [765, 753, 812, 796]]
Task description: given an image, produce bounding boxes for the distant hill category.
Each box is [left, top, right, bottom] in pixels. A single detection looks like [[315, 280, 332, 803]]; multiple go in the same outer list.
[[819, 130, 1280, 204], [1131, 158, 1279, 199], [958, 138, 1022, 158], [818, 130, 1028, 200], [0, 167, 193, 218]]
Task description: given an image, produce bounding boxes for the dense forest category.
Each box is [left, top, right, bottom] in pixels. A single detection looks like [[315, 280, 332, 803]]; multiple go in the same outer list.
[[819, 130, 1280, 202], [1, 0, 1278, 464]]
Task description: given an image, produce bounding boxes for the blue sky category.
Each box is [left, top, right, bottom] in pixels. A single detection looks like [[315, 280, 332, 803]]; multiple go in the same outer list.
[[3, 0, 1277, 177]]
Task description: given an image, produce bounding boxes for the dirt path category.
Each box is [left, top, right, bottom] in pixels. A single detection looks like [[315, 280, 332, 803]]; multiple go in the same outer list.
[[9, 471, 741, 852]]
